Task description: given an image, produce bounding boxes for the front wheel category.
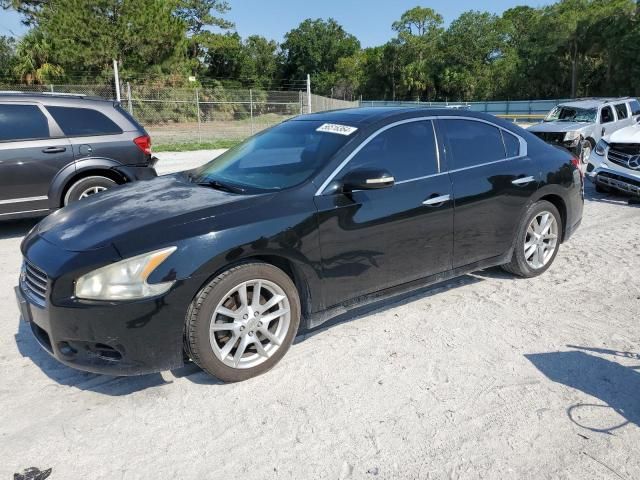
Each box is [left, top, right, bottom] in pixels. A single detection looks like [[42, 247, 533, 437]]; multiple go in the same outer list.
[[580, 139, 593, 164], [185, 262, 301, 382], [502, 200, 563, 278]]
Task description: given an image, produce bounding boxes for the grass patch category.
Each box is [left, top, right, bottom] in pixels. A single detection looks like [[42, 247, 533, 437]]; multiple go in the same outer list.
[[154, 139, 241, 152]]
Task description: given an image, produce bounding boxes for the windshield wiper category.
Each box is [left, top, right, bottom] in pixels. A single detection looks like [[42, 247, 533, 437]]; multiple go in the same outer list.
[[197, 179, 246, 194]]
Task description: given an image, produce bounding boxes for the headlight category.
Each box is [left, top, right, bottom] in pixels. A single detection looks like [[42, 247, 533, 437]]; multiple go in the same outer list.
[[564, 132, 580, 142], [75, 246, 177, 300], [594, 139, 608, 156]]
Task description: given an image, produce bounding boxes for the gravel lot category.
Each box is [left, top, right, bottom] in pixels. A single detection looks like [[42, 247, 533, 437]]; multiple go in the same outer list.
[[1, 154, 639, 479]]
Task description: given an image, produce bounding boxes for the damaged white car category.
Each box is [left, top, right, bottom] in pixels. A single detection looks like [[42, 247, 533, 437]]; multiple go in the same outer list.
[[587, 121, 640, 197]]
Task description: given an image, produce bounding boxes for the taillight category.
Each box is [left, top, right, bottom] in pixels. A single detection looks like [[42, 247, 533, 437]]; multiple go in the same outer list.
[[133, 135, 152, 155], [570, 156, 584, 182]]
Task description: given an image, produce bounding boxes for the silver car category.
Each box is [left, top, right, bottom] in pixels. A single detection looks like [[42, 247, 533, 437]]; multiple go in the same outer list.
[[528, 98, 640, 163]]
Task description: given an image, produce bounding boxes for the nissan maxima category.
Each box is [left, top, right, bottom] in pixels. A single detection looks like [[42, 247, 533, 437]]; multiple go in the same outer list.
[[16, 108, 584, 382]]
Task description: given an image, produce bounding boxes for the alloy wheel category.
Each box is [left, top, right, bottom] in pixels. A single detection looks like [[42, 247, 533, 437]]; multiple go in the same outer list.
[[209, 279, 291, 369], [524, 211, 559, 269], [78, 186, 108, 199]]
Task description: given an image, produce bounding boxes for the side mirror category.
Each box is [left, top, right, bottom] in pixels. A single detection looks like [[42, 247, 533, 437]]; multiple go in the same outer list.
[[342, 168, 395, 192]]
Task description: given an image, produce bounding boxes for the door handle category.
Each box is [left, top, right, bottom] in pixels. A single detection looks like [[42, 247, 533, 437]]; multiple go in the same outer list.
[[42, 146, 66, 154], [422, 194, 450, 206], [512, 176, 535, 186]]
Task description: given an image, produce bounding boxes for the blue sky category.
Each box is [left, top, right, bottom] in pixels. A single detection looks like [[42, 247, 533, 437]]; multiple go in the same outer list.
[[1, 1, 554, 47]]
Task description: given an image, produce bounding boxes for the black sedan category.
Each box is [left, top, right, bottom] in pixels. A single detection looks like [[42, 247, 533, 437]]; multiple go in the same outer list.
[[16, 108, 584, 382]]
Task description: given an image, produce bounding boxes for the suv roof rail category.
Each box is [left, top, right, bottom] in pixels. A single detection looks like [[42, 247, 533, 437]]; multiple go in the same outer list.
[[0, 91, 89, 98]]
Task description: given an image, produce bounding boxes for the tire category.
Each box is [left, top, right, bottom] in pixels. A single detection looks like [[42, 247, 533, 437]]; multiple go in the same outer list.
[[501, 200, 563, 278], [64, 175, 117, 206], [185, 261, 301, 382]]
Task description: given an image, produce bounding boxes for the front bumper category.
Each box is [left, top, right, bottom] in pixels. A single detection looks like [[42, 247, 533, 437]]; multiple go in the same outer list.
[[586, 163, 640, 197], [15, 276, 190, 376]]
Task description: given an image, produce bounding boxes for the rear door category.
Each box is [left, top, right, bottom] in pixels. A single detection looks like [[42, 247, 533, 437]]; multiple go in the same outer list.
[[613, 103, 633, 131], [314, 119, 454, 307], [0, 103, 73, 218], [439, 118, 538, 268]]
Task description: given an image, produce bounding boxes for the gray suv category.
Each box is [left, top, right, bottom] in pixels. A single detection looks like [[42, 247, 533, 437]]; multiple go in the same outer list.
[[527, 98, 640, 163], [0, 92, 157, 221]]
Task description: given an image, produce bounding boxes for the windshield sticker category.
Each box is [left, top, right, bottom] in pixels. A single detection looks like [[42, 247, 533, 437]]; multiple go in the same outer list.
[[316, 123, 358, 136]]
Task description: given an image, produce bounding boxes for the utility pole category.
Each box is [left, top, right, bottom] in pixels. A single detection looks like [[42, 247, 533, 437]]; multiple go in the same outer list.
[[306, 74, 312, 114], [113, 59, 121, 102]]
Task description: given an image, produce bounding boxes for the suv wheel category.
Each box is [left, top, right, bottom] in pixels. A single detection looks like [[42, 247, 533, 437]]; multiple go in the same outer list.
[[502, 200, 563, 278], [580, 139, 593, 164], [185, 262, 301, 382], [64, 176, 117, 205]]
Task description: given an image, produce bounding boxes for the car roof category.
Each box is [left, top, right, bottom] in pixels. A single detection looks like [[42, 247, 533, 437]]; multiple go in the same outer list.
[[0, 91, 114, 106], [557, 98, 632, 109], [291, 106, 509, 127]]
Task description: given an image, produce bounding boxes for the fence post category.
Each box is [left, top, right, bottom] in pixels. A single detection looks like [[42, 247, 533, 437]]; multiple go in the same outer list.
[[306, 74, 312, 114], [299, 91, 303, 115], [195, 88, 202, 143], [126, 82, 133, 115], [49, 84, 54, 93], [249, 89, 254, 135], [113, 59, 121, 102]]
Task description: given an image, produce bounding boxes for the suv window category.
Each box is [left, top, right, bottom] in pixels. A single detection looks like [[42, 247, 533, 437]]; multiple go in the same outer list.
[[600, 106, 615, 124], [441, 119, 506, 169], [46, 106, 122, 136], [630, 100, 640, 116], [614, 103, 628, 119], [344, 120, 438, 181], [0, 104, 49, 141]]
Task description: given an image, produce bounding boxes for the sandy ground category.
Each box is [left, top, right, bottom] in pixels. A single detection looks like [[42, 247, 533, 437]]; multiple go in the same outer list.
[[0, 157, 639, 479]]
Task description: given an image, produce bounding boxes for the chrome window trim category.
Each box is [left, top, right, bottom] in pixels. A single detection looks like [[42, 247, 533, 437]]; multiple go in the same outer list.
[[315, 115, 528, 196]]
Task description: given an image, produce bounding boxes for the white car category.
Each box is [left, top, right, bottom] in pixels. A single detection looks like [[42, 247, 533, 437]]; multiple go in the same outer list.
[[587, 121, 640, 196]]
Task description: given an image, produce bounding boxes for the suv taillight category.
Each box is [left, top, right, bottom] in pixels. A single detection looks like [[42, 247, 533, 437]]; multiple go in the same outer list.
[[133, 135, 152, 155]]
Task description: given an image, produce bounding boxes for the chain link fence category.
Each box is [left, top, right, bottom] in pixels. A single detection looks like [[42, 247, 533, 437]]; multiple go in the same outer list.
[[0, 83, 360, 145]]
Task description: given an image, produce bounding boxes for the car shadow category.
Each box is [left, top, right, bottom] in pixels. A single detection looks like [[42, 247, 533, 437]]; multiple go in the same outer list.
[[583, 181, 640, 207], [525, 346, 640, 433], [0, 218, 40, 240]]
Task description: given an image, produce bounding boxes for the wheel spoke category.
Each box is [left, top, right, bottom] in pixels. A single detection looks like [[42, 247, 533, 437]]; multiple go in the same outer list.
[[216, 306, 239, 319], [211, 322, 236, 331], [259, 327, 282, 346], [237, 283, 248, 308], [233, 335, 250, 367], [535, 245, 544, 267], [251, 280, 262, 307], [261, 308, 289, 324], [219, 334, 238, 360], [254, 339, 269, 358], [525, 244, 537, 260], [260, 294, 284, 312]]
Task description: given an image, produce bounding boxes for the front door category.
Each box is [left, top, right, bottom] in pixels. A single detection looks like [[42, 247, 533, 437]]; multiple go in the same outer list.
[[0, 103, 74, 217], [438, 118, 539, 268], [314, 119, 454, 308]]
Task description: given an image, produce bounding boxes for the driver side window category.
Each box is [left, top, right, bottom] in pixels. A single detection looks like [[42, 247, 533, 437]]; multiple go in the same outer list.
[[343, 120, 438, 182], [600, 106, 614, 124]]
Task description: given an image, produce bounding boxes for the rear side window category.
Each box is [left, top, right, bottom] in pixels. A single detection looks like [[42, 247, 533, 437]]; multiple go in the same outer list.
[[614, 103, 628, 119], [345, 120, 438, 181], [441, 119, 506, 169], [630, 100, 640, 116], [502, 131, 521, 157], [46, 106, 122, 136], [0, 104, 49, 141], [600, 106, 614, 124]]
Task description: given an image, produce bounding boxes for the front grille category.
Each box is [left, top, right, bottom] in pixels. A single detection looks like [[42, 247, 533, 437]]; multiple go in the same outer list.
[[607, 143, 640, 170], [533, 132, 566, 144], [597, 172, 640, 196], [22, 260, 48, 306]]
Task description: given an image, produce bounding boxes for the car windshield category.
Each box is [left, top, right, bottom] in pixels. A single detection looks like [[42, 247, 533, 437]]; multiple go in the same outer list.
[[545, 106, 597, 123], [192, 120, 356, 193]]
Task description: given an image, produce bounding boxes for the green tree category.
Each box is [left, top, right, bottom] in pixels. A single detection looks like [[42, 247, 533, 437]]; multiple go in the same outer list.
[[280, 18, 360, 95], [0, 36, 17, 80], [12, 29, 64, 84]]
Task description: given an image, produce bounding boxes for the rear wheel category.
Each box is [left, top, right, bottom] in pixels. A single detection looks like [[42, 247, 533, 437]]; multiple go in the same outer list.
[[185, 262, 301, 382], [64, 175, 117, 206], [502, 200, 563, 278]]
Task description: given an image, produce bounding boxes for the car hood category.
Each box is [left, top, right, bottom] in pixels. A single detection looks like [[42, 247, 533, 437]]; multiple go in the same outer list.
[[527, 122, 591, 133], [35, 174, 270, 253], [607, 124, 640, 143]]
